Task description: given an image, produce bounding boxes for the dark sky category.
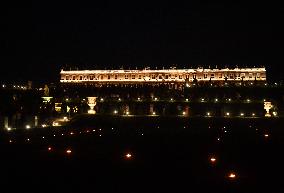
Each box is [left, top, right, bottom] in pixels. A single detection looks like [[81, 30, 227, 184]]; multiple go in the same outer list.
[[1, 1, 284, 82]]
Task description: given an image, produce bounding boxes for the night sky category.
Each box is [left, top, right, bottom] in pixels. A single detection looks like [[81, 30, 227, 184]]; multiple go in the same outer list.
[[1, 1, 284, 82]]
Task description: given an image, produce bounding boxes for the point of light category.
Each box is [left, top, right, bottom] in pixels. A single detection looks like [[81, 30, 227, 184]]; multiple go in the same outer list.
[[26, 125, 31, 129], [9, 140, 13, 143], [126, 111, 129, 115], [185, 98, 189, 102], [114, 110, 118, 114], [264, 134, 269, 137], [228, 172, 236, 179], [240, 113, 244, 116], [210, 157, 216, 163], [70, 132, 74, 135], [207, 112, 210, 116], [154, 97, 157, 101], [125, 153, 132, 159], [215, 98, 218, 102], [152, 112, 156, 115], [7, 127, 12, 131], [66, 149, 72, 154], [226, 112, 230, 116], [100, 98, 104, 101], [182, 111, 186, 115], [137, 97, 140, 100], [252, 113, 255, 116], [42, 124, 47, 128], [170, 98, 173, 101], [48, 147, 52, 151]]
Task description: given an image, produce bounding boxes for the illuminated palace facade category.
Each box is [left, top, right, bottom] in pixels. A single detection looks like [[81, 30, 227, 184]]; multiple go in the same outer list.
[[60, 67, 266, 86]]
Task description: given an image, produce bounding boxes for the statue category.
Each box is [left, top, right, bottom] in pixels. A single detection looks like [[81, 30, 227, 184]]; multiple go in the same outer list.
[[44, 84, 49, 97]]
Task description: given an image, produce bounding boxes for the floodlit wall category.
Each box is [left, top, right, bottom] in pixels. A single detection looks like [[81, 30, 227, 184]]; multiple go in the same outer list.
[[60, 68, 266, 83]]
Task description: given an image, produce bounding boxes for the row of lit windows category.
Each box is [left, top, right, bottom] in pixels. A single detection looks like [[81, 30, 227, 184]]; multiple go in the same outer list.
[[63, 72, 264, 81]]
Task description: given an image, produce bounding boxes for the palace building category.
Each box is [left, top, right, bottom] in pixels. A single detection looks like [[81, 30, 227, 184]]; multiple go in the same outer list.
[[60, 67, 266, 86]]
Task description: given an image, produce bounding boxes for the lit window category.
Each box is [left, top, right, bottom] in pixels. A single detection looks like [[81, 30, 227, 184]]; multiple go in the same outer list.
[[249, 73, 253, 78]]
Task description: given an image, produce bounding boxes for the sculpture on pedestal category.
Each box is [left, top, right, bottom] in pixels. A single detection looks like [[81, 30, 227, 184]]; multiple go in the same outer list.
[[264, 101, 273, 117], [87, 97, 97, 114]]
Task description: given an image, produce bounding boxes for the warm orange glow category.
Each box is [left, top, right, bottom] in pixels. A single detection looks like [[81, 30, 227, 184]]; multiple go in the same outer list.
[[125, 153, 132, 159], [66, 149, 72, 154], [48, 147, 52, 151], [70, 132, 74, 135], [210, 157, 216, 163], [228, 173, 236, 179]]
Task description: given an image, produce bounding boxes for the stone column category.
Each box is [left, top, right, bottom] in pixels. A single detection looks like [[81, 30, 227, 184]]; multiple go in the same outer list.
[[4, 117, 8, 129], [34, 116, 38, 127], [149, 104, 154, 115]]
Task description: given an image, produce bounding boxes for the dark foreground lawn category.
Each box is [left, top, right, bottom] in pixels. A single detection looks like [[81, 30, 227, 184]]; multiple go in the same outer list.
[[1, 116, 284, 193]]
